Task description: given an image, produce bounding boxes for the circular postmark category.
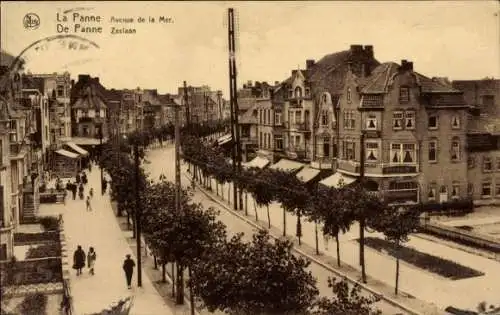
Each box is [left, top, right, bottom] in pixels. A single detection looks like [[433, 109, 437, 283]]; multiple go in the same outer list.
[[23, 13, 40, 30]]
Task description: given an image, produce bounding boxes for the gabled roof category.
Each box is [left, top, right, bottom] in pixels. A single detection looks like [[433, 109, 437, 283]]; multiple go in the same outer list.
[[72, 86, 107, 110]]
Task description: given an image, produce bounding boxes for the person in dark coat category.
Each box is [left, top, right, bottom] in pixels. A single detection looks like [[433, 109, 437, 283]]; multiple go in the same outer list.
[[73, 245, 86, 276], [82, 173, 88, 185], [71, 183, 77, 200], [122, 254, 135, 289], [102, 179, 108, 195], [66, 181, 71, 191], [76, 173, 81, 184]]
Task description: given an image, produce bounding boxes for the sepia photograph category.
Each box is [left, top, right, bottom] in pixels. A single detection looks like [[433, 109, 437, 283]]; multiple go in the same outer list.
[[0, 1, 499, 315]]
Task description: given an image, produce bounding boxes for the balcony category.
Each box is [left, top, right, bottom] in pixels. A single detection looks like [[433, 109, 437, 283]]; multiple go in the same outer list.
[[337, 159, 419, 176], [288, 99, 303, 108], [286, 122, 311, 132], [311, 157, 335, 170], [286, 147, 309, 160]]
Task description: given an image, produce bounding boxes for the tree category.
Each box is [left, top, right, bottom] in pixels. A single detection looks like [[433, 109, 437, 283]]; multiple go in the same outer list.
[[307, 185, 354, 264], [241, 167, 276, 226], [189, 230, 319, 315], [313, 277, 381, 315], [367, 206, 419, 295], [142, 177, 227, 306]]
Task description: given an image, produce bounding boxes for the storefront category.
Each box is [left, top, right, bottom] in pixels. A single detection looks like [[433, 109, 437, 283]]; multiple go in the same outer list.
[[64, 141, 90, 169], [53, 149, 80, 178]]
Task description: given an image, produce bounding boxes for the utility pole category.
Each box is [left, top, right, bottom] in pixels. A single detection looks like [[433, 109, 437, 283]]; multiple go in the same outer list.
[[134, 143, 143, 287], [217, 90, 223, 122], [99, 124, 104, 195], [359, 130, 367, 284], [183, 81, 190, 127], [228, 8, 239, 210], [174, 100, 184, 304]]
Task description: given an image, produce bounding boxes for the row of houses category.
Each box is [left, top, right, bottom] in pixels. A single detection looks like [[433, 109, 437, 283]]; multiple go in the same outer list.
[[0, 49, 228, 261], [236, 44, 500, 206]]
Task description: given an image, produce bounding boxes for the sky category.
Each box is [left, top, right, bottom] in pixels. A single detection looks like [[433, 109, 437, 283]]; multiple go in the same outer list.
[[1, 1, 499, 97]]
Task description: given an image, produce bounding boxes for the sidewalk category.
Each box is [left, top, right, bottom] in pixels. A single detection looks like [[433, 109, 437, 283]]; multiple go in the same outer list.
[[39, 163, 174, 315]]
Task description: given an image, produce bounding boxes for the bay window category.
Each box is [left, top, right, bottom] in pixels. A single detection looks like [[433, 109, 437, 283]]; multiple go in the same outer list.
[[391, 143, 417, 164], [393, 112, 403, 130], [366, 142, 379, 161]]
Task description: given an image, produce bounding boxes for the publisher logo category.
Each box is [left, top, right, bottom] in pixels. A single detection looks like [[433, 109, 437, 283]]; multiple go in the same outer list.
[[23, 13, 40, 30]]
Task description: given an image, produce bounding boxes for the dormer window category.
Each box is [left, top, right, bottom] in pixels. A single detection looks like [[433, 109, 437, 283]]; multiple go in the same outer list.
[[366, 114, 377, 130], [305, 88, 310, 97], [288, 90, 293, 98], [347, 88, 352, 103], [399, 87, 410, 103], [294, 87, 302, 98]]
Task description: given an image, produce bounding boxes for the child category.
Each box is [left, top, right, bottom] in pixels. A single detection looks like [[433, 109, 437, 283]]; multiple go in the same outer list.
[[87, 247, 96, 275]]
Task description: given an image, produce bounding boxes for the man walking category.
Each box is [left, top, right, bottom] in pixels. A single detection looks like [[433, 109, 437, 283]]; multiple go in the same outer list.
[[86, 196, 92, 211], [73, 245, 86, 276], [122, 254, 135, 289]]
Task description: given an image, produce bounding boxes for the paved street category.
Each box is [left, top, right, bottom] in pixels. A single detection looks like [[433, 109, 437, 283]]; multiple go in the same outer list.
[[145, 145, 500, 313], [39, 165, 175, 315], [144, 146, 413, 315]]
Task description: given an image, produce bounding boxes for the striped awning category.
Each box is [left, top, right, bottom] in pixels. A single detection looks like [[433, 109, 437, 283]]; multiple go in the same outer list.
[[296, 166, 321, 183], [66, 142, 89, 156], [55, 149, 79, 159], [217, 134, 232, 146], [320, 172, 356, 188], [269, 159, 304, 172]]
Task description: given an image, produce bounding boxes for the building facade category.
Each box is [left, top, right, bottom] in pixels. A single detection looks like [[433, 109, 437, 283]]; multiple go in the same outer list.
[[178, 85, 223, 124], [453, 79, 500, 204]]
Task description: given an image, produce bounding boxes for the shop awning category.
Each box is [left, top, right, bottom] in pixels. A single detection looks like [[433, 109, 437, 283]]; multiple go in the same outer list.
[[66, 142, 89, 156], [296, 166, 321, 183], [55, 149, 79, 159], [217, 134, 232, 146], [269, 159, 304, 172], [70, 137, 106, 146], [320, 172, 356, 188], [243, 156, 270, 169]]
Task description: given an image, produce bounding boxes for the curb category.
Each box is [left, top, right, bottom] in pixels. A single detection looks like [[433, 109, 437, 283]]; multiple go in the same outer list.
[[184, 173, 424, 315]]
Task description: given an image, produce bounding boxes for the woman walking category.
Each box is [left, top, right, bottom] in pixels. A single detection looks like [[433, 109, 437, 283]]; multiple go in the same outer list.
[[73, 245, 86, 276], [87, 247, 96, 275], [86, 196, 92, 211]]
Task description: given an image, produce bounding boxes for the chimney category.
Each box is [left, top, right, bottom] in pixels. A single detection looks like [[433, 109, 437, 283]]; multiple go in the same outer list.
[[364, 45, 374, 59], [306, 59, 315, 69], [95, 77, 100, 84], [71, 79, 75, 88], [400, 60, 414, 72], [274, 81, 279, 86], [78, 74, 90, 83], [247, 80, 252, 87]]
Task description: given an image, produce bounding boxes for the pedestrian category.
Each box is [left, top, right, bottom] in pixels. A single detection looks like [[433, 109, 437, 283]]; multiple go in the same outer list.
[[88, 161, 92, 172], [86, 196, 92, 211], [122, 254, 135, 289], [102, 179, 108, 195], [82, 172, 88, 185], [79, 183, 84, 200], [89, 187, 94, 199], [73, 245, 86, 276], [87, 247, 96, 275], [71, 183, 77, 200], [76, 173, 81, 184]]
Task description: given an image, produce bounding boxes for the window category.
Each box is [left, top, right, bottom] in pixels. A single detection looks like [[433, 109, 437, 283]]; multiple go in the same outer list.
[[83, 126, 89, 136], [468, 156, 475, 169], [405, 111, 415, 129], [496, 157, 500, 171], [451, 183, 460, 199], [399, 87, 410, 103], [343, 111, 355, 129], [428, 186, 436, 201], [483, 157, 492, 172], [451, 115, 460, 129], [482, 95, 494, 107], [393, 112, 403, 130], [467, 183, 474, 196], [305, 88, 310, 97], [45, 126, 48, 141], [428, 114, 438, 129], [343, 141, 355, 160], [275, 112, 282, 126], [482, 181, 492, 197], [366, 114, 377, 130], [495, 179, 500, 197], [288, 90, 293, 98], [295, 135, 301, 147], [451, 138, 461, 161], [267, 110, 271, 125], [274, 135, 283, 150], [294, 111, 301, 124], [259, 132, 263, 147], [366, 142, 379, 161], [323, 137, 330, 157], [57, 85, 64, 97], [321, 111, 328, 126], [391, 143, 416, 164], [428, 140, 438, 162], [259, 110, 263, 124], [322, 94, 327, 104], [347, 88, 352, 103], [294, 87, 302, 98]]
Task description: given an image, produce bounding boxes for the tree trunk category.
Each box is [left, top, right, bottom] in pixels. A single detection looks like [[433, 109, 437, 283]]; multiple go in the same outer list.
[[127, 211, 131, 230], [296, 212, 302, 246], [266, 205, 271, 229], [336, 234, 341, 267], [154, 255, 158, 270], [253, 199, 259, 222], [162, 262, 166, 282], [132, 216, 136, 239], [216, 181, 219, 196], [244, 193, 248, 216], [171, 262, 176, 298], [314, 221, 319, 255], [359, 218, 367, 283], [188, 267, 195, 315], [395, 241, 400, 296], [227, 183, 231, 205], [176, 263, 184, 304], [283, 207, 287, 237]]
